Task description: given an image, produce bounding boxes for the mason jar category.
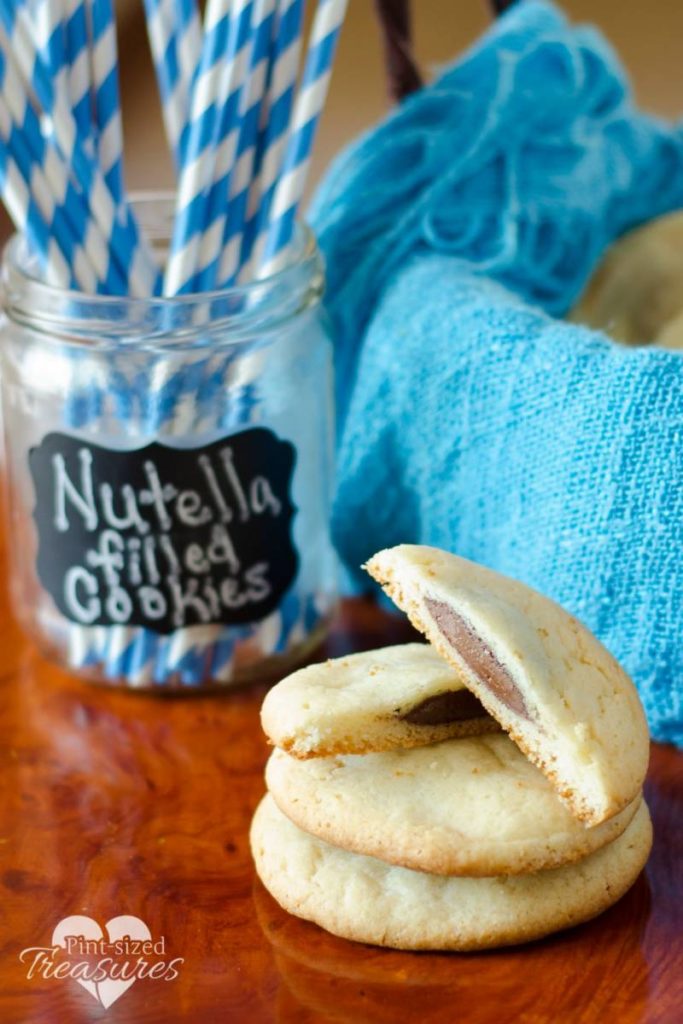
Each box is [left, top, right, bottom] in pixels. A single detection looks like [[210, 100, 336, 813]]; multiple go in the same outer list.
[[0, 196, 337, 689]]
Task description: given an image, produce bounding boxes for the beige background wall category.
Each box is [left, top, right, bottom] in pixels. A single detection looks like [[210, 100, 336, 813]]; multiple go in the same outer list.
[[119, 0, 683, 196]]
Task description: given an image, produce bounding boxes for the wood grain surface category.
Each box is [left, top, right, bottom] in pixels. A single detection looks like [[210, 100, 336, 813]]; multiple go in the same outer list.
[[0, 561, 680, 1022]]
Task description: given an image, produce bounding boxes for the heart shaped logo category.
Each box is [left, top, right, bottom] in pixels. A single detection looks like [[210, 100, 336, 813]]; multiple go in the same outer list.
[[51, 915, 152, 1008]]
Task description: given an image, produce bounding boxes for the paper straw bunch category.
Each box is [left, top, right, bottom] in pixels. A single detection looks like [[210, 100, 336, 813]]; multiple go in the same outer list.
[[0, 0, 347, 295], [0, 0, 347, 686], [160, 0, 348, 291], [0, 0, 159, 295]]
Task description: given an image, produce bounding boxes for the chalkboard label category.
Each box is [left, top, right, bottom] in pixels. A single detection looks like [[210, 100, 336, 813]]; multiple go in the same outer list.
[[29, 429, 299, 633]]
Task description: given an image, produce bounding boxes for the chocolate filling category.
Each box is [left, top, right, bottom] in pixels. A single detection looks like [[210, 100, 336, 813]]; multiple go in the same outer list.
[[424, 598, 531, 721], [401, 689, 490, 725]]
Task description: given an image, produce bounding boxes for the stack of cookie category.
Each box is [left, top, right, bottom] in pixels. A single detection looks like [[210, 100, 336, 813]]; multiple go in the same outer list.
[[250, 545, 651, 951]]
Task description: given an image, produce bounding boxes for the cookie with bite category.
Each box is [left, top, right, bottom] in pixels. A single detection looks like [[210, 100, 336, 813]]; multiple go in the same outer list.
[[261, 642, 497, 758], [365, 545, 650, 826]]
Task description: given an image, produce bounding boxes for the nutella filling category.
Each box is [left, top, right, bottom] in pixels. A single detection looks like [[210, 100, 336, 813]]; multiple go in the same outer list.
[[401, 689, 489, 726], [424, 598, 531, 721]]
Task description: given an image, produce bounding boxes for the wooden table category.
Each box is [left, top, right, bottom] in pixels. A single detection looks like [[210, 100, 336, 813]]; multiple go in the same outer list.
[[0, 582, 680, 1024]]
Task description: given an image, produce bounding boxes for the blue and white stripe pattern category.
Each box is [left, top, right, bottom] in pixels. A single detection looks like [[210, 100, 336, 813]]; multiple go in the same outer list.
[[148, 1, 304, 436], [143, 0, 201, 169], [164, 0, 254, 294], [0, 101, 73, 286], [64, 0, 94, 146], [252, 0, 347, 277], [0, 0, 158, 295], [0, 34, 111, 291], [88, 0, 152, 349], [196, 0, 275, 291], [88, 0, 124, 201], [66, 589, 326, 686], [33, 1, 96, 166], [207, 0, 276, 288], [174, 0, 202, 149], [32, 0, 70, 110], [235, 0, 304, 281], [103, 0, 257, 675]]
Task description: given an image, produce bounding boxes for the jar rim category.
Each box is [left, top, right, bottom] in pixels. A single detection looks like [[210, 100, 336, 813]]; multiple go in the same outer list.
[[1, 192, 325, 349]]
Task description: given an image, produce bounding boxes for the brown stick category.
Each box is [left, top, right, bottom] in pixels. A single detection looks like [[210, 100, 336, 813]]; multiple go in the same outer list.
[[373, 0, 423, 103], [488, 0, 518, 15]]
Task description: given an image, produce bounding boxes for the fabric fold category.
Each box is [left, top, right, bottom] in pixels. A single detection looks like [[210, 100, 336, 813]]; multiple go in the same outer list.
[[310, 0, 683, 744]]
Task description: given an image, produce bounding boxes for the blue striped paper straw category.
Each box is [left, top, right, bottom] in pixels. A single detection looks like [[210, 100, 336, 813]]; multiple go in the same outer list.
[[34, 0, 97, 176], [123, 596, 310, 688], [64, 0, 94, 147], [145, 0, 306, 434], [110, 357, 249, 684], [142, 0, 264, 455], [105, 353, 273, 685], [147, 0, 293, 441], [0, 0, 159, 296], [32, 0, 70, 108], [32, 1, 93, 237], [174, 0, 201, 154], [210, 595, 294, 681], [35, 0, 96, 160], [3, 8, 154, 672], [0, 104, 74, 287], [164, 0, 254, 295], [251, 0, 347, 278], [143, 0, 201, 169], [132, 0, 313, 546], [85, 0, 158, 291], [131, 3, 344, 682], [232, 0, 304, 282], [191, 0, 264, 289], [196, 0, 275, 290], [88, 0, 125, 202], [0, 34, 121, 292], [0, 29, 123, 656], [0, 23, 141, 500], [104, 0, 255, 676], [0, 95, 98, 291], [139, 0, 255, 487], [143, 0, 185, 163]]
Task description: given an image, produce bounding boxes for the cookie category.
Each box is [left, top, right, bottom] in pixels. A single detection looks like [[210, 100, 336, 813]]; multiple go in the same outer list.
[[266, 733, 640, 876], [570, 211, 683, 347], [261, 643, 497, 759], [365, 545, 649, 826], [250, 795, 651, 951]]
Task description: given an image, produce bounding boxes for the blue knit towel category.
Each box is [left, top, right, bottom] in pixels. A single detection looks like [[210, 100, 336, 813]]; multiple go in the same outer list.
[[309, 0, 683, 745]]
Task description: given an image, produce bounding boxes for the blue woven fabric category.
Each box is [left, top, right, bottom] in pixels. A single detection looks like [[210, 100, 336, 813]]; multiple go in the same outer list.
[[309, 0, 683, 745]]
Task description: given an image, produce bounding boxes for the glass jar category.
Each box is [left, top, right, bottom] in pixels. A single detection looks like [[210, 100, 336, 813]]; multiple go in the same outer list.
[[0, 196, 336, 689]]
